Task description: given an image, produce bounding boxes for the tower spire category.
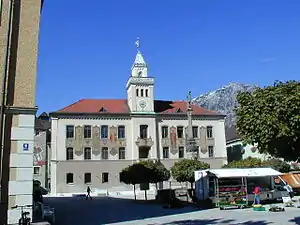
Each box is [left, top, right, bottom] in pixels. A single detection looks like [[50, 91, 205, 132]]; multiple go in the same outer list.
[[131, 37, 147, 77]]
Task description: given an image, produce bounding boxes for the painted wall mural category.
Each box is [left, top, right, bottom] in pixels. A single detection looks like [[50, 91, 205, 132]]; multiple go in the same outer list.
[[170, 126, 177, 150], [34, 136, 46, 166]]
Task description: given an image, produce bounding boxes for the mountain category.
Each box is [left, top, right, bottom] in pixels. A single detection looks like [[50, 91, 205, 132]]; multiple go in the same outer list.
[[193, 82, 258, 128]]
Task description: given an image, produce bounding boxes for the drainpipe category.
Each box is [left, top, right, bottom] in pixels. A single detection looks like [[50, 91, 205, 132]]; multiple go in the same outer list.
[[0, 0, 14, 203]]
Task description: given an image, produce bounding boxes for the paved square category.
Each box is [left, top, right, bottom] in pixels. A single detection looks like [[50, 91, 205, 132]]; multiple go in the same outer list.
[[44, 196, 300, 225]]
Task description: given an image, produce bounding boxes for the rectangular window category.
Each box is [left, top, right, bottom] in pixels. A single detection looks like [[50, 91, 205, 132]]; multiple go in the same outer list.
[[84, 173, 91, 184], [101, 125, 108, 139], [101, 147, 109, 160], [84, 125, 91, 138], [119, 147, 125, 159], [177, 126, 184, 138], [66, 125, 74, 138], [66, 173, 74, 184], [207, 126, 213, 138], [161, 126, 168, 138], [145, 89, 148, 97], [208, 146, 214, 158], [118, 126, 125, 139], [136, 89, 139, 96], [84, 147, 91, 160], [141, 89, 144, 97], [140, 125, 148, 139], [179, 147, 184, 158], [102, 172, 109, 183], [33, 166, 40, 175], [163, 147, 169, 159], [192, 126, 198, 138], [66, 147, 74, 160]]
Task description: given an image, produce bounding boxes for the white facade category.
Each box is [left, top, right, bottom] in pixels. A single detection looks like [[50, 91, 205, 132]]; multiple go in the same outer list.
[[8, 114, 35, 224], [50, 44, 228, 195]]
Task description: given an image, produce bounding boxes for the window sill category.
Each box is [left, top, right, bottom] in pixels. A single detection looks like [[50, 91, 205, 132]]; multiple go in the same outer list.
[[67, 183, 74, 186]]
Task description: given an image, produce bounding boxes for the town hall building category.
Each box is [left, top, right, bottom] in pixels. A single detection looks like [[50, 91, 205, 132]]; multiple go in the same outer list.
[[50, 41, 227, 195]]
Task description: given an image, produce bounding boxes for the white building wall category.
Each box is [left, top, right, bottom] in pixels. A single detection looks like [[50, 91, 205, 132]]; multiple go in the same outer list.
[[8, 114, 35, 224], [158, 118, 227, 159]]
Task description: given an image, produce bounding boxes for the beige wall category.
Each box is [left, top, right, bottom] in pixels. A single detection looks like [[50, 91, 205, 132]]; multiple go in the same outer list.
[[0, 1, 42, 224]]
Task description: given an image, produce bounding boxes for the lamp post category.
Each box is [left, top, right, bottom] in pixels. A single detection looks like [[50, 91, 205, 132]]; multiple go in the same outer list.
[[185, 91, 198, 159]]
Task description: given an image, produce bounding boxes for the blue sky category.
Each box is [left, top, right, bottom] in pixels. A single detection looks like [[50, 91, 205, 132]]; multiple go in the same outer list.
[[37, 0, 300, 113]]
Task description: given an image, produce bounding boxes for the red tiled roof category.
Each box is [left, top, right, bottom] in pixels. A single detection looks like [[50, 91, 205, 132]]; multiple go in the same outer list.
[[58, 99, 130, 114], [55, 99, 222, 116]]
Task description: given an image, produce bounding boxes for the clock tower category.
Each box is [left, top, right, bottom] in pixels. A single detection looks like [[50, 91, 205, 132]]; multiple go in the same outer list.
[[126, 38, 155, 113]]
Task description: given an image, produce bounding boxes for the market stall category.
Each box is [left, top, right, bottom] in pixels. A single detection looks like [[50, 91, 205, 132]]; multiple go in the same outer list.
[[195, 167, 290, 209]]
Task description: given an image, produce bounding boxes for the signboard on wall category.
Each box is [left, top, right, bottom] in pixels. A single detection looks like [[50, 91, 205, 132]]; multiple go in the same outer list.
[[23, 143, 29, 151]]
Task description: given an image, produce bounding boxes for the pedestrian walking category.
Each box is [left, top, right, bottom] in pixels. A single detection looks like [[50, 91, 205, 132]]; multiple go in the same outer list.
[[86, 186, 92, 200]]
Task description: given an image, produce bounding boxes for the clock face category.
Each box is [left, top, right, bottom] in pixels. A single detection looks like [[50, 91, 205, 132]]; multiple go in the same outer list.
[[139, 100, 147, 109]]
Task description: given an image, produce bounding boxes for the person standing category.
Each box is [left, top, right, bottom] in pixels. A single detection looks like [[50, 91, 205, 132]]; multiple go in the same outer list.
[[253, 185, 261, 205], [86, 186, 92, 200]]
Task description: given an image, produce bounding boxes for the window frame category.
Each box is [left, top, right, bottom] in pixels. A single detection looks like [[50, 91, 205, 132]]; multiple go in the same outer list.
[[66, 147, 74, 160], [84, 173, 92, 184], [118, 147, 126, 160], [161, 126, 168, 138], [102, 172, 109, 183], [84, 125, 92, 139], [101, 147, 109, 160], [118, 126, 125, 139], [140, 125, 148, 139], [101, 125, 109, 139], [192, 126, 198, 138], [33, 166, 41, 175], [163, 147, 169, 159], [178, 146, 184, 158], [66, 173, 74, 184], [84, 147, 92, 160], [66, 125, 74, 138], [207, 126, 213, 138], [208, 145, 214, 158], [177, 126, 184, 138]]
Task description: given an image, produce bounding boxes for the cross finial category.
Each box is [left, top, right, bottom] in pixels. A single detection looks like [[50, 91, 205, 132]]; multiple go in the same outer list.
[[135, 37, 140, 50]]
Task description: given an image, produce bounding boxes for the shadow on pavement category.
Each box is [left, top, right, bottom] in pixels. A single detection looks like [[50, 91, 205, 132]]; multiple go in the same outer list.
[[45, 196, 201, 225], [289, 216, 300, 225], [155, 219, 272, 225]]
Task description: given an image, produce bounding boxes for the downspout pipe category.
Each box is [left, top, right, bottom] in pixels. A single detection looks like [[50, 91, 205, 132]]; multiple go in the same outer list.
[[0, 0, 14, 203]]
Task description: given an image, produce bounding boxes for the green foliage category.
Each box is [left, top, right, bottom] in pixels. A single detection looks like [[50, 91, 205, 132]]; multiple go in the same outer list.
[[120, 160, 170, 185], [170, 159, 210, 184], [222, 157, 266, 168], [235, 80, 300, 161], [223, 157, 291, 173], [120, 163, 151, 185], [264, 158, 291, 173], [139, 160, 171, 183]]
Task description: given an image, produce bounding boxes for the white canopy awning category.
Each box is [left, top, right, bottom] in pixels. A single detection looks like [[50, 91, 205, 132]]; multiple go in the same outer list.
[[206, 167, 282, 178]]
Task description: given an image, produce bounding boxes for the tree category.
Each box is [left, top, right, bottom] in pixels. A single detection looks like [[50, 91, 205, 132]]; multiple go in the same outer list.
[[264, 158, 291, 173], [140, 160, 171, 183], [120, 163, 151, 200], [170, 159, 210, 189], [222, 157, 291, 173], [235, 80, 300, 161], [120, 160, 170, 200], [222, 157, 266, 168]]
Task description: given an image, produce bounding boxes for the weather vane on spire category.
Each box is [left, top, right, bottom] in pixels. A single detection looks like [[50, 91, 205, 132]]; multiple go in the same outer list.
[[135, 37, 140, 50]]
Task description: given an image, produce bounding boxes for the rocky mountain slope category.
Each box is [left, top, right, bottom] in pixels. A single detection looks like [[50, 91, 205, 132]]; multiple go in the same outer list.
[[193, 82, 258, 128]]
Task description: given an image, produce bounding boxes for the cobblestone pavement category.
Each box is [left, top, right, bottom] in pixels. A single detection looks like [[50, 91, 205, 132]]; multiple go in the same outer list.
[[44, 196, 300, 225]]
